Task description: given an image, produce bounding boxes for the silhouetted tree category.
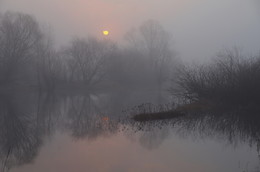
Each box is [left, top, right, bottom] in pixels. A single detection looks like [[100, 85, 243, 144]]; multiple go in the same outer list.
[[125, 20, 177, 90], [64, 38, 115, 86], [172, 48, 260, 105], [0, 12, 42, 87], [35, 38, 66, 90]]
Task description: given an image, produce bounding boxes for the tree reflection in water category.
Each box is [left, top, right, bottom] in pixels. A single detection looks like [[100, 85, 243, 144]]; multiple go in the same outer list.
[[0, 91, 260, 171], [129, 106, 260, 154], [65, 95, 119, 140], [0, 93, 42, 172]]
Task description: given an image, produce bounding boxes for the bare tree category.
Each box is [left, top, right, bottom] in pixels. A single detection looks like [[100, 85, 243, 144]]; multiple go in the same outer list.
[[125, 20, 176, 91], [140, 20, 176, 89], [0, 12, 42, 86], [35, 37, 66, 90], [65, 38, 115, 86], [173, 48, 260, 105]]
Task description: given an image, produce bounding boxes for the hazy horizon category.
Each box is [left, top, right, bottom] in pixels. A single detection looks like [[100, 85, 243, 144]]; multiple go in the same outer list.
[[1, 0, 260, 61]]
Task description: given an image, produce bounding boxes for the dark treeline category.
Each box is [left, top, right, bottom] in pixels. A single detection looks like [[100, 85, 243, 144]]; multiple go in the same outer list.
[[2, 11, 260, 107], [1, 11, 260, 114], [172, 48, 260, 106], [0, 12, 177, 92]]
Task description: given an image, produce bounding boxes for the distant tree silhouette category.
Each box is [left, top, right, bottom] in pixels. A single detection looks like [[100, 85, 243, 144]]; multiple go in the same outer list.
[[64, 38, 115, 86], [125, 20, 177, 91], [0, 12, 42, 86]]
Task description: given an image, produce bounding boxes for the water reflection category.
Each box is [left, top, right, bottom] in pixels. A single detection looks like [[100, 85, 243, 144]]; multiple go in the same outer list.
[[130, 107, 260, 151], [0, 91, 260, 171], [65, 95, 119, 139], [176, 108, 260, 150], [0, 93, 42, 172]]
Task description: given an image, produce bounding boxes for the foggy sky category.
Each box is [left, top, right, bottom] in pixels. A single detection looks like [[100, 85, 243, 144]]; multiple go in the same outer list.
[[1, 0, 260, 61]]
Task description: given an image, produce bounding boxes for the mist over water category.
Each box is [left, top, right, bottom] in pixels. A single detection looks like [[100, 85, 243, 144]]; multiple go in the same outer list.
[[0, 91, 260, 172], [0, 0, 260, 172]]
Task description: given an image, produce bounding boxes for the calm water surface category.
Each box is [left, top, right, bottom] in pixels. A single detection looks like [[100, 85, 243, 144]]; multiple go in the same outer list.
[[1, 90, 260, 172]]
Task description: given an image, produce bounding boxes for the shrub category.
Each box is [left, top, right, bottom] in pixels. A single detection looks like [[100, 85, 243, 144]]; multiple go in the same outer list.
[[172, 49, 260, 105]]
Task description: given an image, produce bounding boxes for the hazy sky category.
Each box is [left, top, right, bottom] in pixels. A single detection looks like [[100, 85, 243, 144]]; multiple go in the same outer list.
[[1, 0, 260, 61]]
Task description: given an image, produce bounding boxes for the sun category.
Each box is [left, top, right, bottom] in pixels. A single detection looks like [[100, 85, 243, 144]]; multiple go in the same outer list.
[[103, 30, 109, 36]]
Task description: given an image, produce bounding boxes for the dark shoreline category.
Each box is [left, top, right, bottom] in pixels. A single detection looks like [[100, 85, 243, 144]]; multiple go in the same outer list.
[[132, 110, 185, 122]]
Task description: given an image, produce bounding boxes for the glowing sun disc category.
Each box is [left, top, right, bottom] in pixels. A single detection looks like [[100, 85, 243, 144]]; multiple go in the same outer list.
[[103, 30, 109, 36]]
